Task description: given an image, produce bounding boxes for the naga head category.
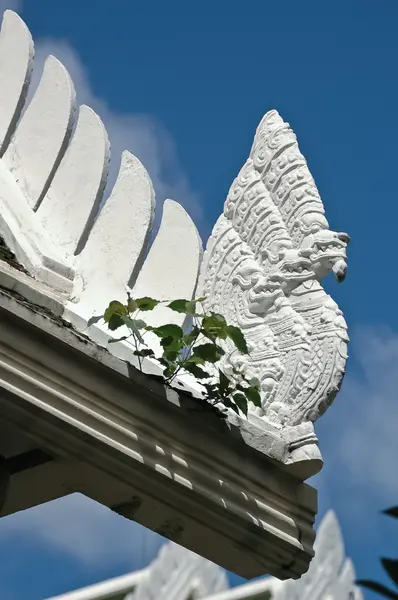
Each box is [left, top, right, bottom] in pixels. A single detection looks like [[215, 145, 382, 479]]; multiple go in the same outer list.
[[297, 214, 350, 282], [263, 243, 315, 295], [302, 229, 350, 282], [232, 262, 283, 316]]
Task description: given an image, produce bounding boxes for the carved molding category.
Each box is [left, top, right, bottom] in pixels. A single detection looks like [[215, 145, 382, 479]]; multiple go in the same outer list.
[[0, 282, 317, 580]]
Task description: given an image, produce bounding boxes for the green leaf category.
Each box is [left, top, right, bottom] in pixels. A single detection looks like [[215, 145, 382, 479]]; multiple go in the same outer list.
[[108, 314, 125, 331], [357, 580, 398, 598], [184, 362, 211, 379], [162, 348, 180, 362], [189, 354, 206, 365], [134, 349, 155, 358], [148, 324, 184, 340], [232, 392, 248, 416], [229, 402, 240, 415], [183, 326, 200, 347], [218, 370, 231, 395], [104, 301, 129, 330], [226, 325, 249, 354], [384, 507, 398, 519], [167, 299, 190, 313], [167, 299, 199, 316], [104, 301, 128, 322], [201, 313, 228, 340], [382, 558, 398, 587], [193, 343, 225, 364], [203, 382, 217, 397], [135, 297, 159, 311], [244, 385, 262, 407], [163, 366, 176, 379], [87, 315, 103, 327], [127, 298, 138, 312], [108, 335, 129, 344], [122, 317, 147, 331]]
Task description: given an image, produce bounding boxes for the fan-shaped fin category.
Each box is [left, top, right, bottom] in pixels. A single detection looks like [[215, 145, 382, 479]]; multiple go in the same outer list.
[[131, 199, 203, 328], [224, 159, 297, 275], [37, 105, 110, 257], [3, 54, 76, 209], [0, 10, 33, 153], [250, 110, 327, 247], [74, 151, 155, 316]]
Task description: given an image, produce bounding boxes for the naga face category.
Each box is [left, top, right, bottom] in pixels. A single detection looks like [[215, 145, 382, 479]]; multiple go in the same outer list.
[[269, 248, 315, 294], [302, 229, 350, 282], [233, 263, 283, 315]]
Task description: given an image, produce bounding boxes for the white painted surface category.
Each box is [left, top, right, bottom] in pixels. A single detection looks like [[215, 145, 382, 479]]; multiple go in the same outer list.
[[38, 105, 110, 257], [74, 151, 155, 316], [131, 199, 203, 328], [45, 570, 149, 600], [0, 10, 33, 152], [4, 55, 76, 209]]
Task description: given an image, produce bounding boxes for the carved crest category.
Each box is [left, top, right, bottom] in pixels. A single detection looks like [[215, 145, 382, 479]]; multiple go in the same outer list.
[[199, 111, 349, 426]]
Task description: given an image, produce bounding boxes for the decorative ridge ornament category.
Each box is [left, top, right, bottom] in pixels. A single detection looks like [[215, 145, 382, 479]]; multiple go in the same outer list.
[[199, 110, 349, 426], [0, 10, 203, 327]]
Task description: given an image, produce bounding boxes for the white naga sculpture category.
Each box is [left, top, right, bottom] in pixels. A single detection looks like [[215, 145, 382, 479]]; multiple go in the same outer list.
[[199, 112, 349, 427]]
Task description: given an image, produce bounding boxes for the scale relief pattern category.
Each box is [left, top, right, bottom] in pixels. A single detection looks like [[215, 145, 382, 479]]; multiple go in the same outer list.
[[199, 111, 349, 426]]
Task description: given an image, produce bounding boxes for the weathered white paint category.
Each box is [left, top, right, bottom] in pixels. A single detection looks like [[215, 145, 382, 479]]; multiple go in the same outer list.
[[0, 10, 33, 153], [3, 55, 76, 209], [0, 157, 75, 293], [38, 105, 110, 258], [74, 151, 155, 317]]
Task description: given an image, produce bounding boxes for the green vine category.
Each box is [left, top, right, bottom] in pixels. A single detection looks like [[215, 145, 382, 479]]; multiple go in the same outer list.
[[88, 295, 261, 417]]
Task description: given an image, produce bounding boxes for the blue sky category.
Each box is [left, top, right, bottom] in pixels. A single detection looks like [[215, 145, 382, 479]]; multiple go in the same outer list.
[[0, 0, 397, 598]]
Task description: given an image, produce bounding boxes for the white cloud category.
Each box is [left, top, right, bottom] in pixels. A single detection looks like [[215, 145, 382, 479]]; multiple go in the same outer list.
[[315, 326, 398, 518], [0, 493, 165, 569], [29, 38, 205, 234]]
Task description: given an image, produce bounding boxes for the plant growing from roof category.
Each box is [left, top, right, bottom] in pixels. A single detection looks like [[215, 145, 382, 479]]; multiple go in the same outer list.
[[89, 296, 261, 417]]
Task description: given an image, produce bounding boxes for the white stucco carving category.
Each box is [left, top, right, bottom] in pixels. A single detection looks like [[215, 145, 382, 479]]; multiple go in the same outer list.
[[128, 542, 228, 600], [199, 111, 349, 427], [0, 10, 202, 324]]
